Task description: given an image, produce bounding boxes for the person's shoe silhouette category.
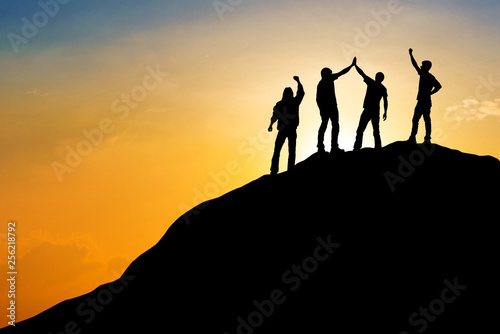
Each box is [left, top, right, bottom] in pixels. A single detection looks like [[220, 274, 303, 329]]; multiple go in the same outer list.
[[331, 147, 345, 154], [407, 136, 417, 144]]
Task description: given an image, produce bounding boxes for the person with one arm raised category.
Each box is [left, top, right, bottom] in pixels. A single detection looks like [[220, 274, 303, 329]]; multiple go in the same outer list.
[[268, 76, 305, 175], [316, 57, 357, 153], [353, 59, 388, 151], [408, 48, 442, 144]]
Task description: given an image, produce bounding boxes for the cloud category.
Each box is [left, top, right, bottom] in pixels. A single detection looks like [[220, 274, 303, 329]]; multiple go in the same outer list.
[[19, 241, 104, 286], [7, 230, 107, 289], [26, 88, 52, 96], [444, 98, 500, 125], [1, 230, 133, 321]]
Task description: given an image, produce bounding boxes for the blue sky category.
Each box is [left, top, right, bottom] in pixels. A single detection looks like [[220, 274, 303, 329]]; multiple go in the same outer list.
[[0, 0, 212, 53], [2, 0, 499, 54]]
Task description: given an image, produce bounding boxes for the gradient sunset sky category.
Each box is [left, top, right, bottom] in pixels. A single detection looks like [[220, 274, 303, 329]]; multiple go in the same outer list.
[[1, 0, 500, 323]]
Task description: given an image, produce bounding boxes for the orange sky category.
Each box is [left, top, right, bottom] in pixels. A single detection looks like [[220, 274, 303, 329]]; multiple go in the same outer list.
[[1, 0, 500, 324]]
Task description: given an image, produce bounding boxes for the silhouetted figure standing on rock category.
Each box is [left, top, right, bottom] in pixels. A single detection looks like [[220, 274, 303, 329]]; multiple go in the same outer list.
[[353, 60, 388, 150], [268, 76, 304, 175], [408, 48, 442, 144], [316, 57, 356, 153]]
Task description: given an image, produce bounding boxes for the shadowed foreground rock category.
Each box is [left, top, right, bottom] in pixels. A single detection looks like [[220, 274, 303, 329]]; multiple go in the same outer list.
[[3, 142, 499, 334]]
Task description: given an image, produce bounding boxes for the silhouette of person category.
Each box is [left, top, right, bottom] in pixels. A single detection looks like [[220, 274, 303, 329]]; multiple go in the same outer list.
[[408, 48, 442, 144], [316, 57, 356, 153], [268, 76, 305, 175], [353, 61, 388, 150]]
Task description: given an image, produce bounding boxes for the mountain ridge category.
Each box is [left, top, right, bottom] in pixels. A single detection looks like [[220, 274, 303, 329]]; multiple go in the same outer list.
[[3, 141, 499, 333]]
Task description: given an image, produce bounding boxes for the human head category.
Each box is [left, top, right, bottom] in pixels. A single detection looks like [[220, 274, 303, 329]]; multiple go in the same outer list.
[[282, 87, 294, 101], [421, 60, 432, 72], [321, 67, 333, 79], [375, 72, 385, 83]]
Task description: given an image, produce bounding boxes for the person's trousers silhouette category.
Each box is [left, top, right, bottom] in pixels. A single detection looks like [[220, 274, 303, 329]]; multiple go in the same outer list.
[[410, 101, 432, 141], [354, 108, 381, 150], [317, 107, 339, 151], [271, 127, 297, 174]]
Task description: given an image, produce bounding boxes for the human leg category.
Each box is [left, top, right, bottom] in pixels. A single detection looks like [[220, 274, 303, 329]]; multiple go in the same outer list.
[[354, 110, 371, 150], [423, 107, 432, 141], [371, 110, 381, 149], [317, 114, 329, 152], [271, 130, 287, 174], [331, 108, 340, 151], [287, 128, 297, 171], [409, 103, 424, 142]]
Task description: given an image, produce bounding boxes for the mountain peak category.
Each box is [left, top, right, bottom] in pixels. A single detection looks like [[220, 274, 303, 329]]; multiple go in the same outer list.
[[3, 142, 499, 334]]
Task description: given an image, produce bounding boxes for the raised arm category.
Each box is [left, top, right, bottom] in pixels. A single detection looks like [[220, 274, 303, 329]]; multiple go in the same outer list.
[[294, 76, 304, 101], [354, 64, 369, 81], [409, 48, 420, 73], [334, 57, 356, 78]]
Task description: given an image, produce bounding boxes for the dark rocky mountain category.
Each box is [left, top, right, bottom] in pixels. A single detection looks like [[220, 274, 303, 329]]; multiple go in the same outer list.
[[3, 142, 499, 333]]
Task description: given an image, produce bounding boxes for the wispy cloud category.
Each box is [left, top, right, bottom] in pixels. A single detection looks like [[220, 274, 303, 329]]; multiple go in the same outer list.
[[26, 88, 52, 96], [444, 98, 500, 125]]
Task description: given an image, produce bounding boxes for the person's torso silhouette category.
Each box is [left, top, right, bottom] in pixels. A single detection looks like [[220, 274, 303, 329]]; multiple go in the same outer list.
[[417, 71, 439, 105], [363, 77, 387, 109], [274, 87, 304, 131], [316, 74, 340, 112]]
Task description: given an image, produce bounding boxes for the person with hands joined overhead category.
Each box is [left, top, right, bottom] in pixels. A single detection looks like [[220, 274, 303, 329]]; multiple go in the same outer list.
[[316, 57, 357, 153], [353, 59, 388, 151]]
